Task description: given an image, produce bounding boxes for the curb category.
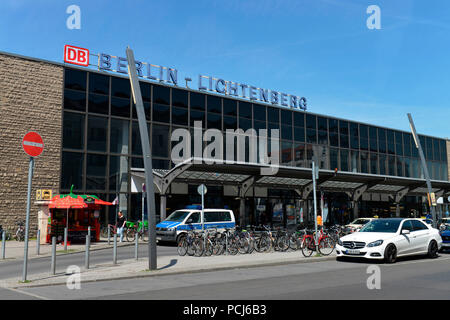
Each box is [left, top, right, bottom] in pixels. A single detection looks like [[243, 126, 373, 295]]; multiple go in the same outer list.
[[0, 242, 136, 262], [6, 254, 337, 289]]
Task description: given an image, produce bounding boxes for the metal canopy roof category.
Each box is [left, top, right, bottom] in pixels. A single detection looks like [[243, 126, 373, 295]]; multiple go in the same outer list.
[[131, 158, 450, 198]]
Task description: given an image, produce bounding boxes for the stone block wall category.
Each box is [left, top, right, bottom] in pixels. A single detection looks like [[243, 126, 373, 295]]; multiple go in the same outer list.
[[0, 53, 63, 236]]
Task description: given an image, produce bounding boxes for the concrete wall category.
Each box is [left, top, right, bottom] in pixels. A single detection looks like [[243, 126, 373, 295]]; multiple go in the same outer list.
[[0, 53, 63, 235]]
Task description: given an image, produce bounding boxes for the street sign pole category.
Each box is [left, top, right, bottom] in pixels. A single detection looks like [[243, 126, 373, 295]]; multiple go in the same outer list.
[[22, 156, 34, 282], [126, 47, 157, 270], [408, 113, 438, 228], [21, 131, 43, 282], [198, 185, 207, 231]]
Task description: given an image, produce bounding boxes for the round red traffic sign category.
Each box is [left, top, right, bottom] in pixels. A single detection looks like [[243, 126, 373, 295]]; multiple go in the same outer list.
[[22, 132, 44, 157]]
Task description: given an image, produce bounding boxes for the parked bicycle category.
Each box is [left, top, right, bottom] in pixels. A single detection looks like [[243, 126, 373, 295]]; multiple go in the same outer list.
[[126, 220, 149, 242], [301, 227, 335, 257], [15, 221, 25, 241]]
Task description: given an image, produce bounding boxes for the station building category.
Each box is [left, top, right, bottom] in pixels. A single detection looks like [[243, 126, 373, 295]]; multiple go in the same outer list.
[[1, 49, 450, 234]]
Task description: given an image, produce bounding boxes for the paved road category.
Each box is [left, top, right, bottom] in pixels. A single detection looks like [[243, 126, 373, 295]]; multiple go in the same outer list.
[[0, 242, 177, 281], [5, 252, 450, 300]]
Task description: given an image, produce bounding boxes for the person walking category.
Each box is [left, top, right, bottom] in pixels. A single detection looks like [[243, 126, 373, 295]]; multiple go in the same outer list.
[[116, 211, 126, 243]]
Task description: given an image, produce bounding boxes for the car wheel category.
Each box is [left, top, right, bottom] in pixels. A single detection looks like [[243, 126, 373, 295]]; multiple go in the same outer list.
[[384, 244, 397, 264], [427, 240, 439, 259]]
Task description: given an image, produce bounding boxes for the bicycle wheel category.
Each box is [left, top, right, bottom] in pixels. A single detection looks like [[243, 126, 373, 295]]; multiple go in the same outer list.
[[318, 236, 335, 256], [255, 236, 271, 253], [227, 238, 239, 255], [204, 239, 213, 256], [301, 237, 314, 257], [289, 233, 299, 251], [126, 228, 136, 242], [193, 238, 204, 257], [276, 235, 290, 252], [177, 237, 188, 256], [238, 237, 250, 254]]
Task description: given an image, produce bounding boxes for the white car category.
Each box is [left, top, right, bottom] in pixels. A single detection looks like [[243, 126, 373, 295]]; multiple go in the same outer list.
[[336, 218, 442, 263], [345, 218, 375, 233]]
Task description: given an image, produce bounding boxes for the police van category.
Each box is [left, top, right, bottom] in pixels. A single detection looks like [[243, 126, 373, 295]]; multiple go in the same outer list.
[[155, 206, 236, 243]]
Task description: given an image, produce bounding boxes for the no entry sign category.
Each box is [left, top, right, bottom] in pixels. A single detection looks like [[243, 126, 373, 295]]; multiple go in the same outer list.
[[22, 132, 44, 157]]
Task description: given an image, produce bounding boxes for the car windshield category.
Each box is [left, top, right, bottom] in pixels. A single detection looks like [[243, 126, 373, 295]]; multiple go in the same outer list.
[[165, 210, 191, 222], [351, 219, 369, 225], [441, 224, 450, 231], [359, 219, 401, 233]]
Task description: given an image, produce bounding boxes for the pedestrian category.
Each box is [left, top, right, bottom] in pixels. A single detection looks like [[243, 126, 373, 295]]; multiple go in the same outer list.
[[116, 211, 126, 243]]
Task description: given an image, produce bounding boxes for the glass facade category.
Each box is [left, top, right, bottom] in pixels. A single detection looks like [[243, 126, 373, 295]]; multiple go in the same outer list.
[[61, 67, 449, 219]]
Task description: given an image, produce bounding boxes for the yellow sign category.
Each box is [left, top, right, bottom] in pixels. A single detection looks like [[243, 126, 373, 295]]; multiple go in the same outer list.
[[427, 192, 437, 207], [36, 189, 52, 201]]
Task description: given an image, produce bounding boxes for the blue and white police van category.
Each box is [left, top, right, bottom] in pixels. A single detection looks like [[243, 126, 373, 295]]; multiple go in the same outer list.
[[155, 205, 236, 243]]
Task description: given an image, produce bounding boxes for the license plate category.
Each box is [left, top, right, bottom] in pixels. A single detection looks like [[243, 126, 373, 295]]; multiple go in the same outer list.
[[346, 249, 360, 254]]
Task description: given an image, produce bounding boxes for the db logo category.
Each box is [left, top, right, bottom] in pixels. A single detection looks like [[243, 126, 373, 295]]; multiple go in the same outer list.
[[64, 45, 89, 67]]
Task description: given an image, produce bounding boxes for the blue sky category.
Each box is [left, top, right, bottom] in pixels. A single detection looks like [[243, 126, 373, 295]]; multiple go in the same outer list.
[[1, 0, 449, 138]]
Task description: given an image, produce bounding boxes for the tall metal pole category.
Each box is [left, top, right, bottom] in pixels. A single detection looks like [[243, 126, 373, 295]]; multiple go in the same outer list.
[[126, 47, 157, 270], [312, 160, 319, 254], [22, 156, 34, 282], [407, 113, 437, 228]]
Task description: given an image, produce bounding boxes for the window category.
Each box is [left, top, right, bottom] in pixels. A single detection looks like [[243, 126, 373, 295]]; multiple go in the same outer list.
[[190, 92, 205, 111], [63, 112, 85, 150], [223, 99, 237, 116], [110, 118, 129, 154], [188, 212, 201, 223], [64, 89, 86, 112], [87, 116, 108, 152], [411, 220, 428, 231], [153, 104, 170, 123], [89, 73, 109, 95], [306, 114, 316, 130], [281, 110, 292, 126], [172, 107, 188, 126], [207, 95, 222, 114], [153, 85, 170, 105], [152, 125, 169, 157], [109, 155, 128, 192], [111, 97, 130, 117], [111, 77, 131, 99], [401, 220, 413, 232], [172, 88, 188, 108], [267, 107, 279, 124], [86, 154, 107, 191], [350, 123, 359, 149], [253, 104, 266, 121], [239, 102, 252, 119], [61, 152, 84, 191], [65, 68, 86, 91], [294, 112, 305, 127]]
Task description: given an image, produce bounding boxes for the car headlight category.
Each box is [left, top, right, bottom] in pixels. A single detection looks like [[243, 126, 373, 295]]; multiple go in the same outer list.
[[337, 239, 343, 246], [168, 227, 176, 231], [367, 240, 383, 247]]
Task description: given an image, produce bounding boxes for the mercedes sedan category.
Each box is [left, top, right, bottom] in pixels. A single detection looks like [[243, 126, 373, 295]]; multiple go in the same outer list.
[[336, 218, 442, 263]]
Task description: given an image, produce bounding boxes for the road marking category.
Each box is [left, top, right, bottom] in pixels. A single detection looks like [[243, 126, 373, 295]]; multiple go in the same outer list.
[[6, 287, 51, 300]]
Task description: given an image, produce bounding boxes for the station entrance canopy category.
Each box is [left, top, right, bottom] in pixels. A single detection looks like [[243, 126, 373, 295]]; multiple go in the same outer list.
[[130, 158, 450, 220]]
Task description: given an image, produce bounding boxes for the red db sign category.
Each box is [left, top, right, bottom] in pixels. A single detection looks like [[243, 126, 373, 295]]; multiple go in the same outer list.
[[64, 45, 89, 67]]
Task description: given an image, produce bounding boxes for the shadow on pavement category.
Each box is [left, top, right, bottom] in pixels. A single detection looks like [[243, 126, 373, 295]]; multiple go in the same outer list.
[[158, 259, 177, 270]]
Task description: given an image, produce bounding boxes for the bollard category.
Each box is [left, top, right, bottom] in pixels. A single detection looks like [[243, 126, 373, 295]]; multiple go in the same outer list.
[[88, 226, 91, 248], [113, 234, 117, 264], [107, 227, 111, 245], [85, 235, 90, 270], [51, 237, 56, 275], [36, 230, 40, 255], [1, 231, 5, 259], [64, 227, 68, 251], [135, 231, 139, 260]]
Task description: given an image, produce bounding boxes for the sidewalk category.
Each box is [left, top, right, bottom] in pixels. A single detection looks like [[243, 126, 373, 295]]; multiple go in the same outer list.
[[0, 249, 336, 289], [0, 238, 135, 261]]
